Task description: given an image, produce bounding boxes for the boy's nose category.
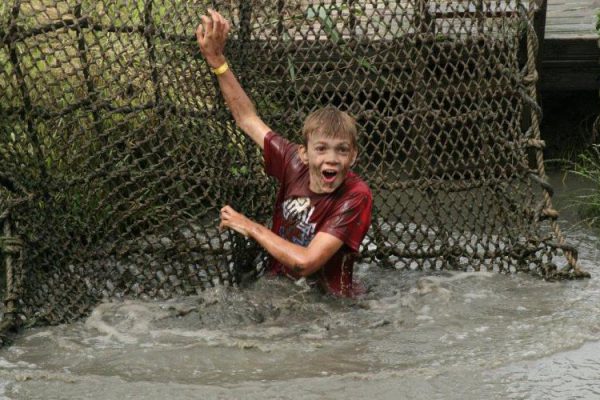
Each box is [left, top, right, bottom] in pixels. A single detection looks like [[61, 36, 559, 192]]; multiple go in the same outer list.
[[325, 150, 340, 162], [325, 154, 339, 164]]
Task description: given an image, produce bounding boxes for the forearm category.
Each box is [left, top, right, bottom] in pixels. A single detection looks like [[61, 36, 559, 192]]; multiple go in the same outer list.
[[220, 205, 344, 276], [208, 56, 259, 129], [246, 222, 320, 277]]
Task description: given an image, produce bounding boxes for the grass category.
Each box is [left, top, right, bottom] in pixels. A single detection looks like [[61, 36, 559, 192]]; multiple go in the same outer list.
[[567, 144, 600, 226], [577, 13, 599, 224]]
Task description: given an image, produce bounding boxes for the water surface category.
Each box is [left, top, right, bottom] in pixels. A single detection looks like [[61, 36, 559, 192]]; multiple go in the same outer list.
[[0, 172, 598, 400]]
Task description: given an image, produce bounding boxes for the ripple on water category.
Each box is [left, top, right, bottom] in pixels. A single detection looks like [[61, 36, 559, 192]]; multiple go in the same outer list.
[[487, 340, 600, 400]]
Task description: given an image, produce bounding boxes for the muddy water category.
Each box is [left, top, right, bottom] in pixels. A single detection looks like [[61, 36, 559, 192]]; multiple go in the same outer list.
[[0, 172, 599, 400]]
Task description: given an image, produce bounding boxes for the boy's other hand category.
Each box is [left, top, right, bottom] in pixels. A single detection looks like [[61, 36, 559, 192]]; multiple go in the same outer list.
[[219, 205, 253, 238], [196, 9, 230, 68]]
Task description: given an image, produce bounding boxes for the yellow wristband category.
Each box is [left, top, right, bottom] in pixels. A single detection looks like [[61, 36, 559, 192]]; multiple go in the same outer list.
[[212, 62, 229, 76]]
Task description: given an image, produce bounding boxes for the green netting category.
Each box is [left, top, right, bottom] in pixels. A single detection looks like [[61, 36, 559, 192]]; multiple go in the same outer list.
[[0, 0, 588, 334]]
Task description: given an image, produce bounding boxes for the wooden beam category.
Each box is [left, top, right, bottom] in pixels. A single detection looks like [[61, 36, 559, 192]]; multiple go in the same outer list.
[[534, 0, 548, 78], [540, 38, 600, 90]]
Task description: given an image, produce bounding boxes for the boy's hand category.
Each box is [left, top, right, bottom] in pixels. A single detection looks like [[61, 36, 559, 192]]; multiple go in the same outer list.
[[219, 205, 253, 238], [196, 9, 230, 68]]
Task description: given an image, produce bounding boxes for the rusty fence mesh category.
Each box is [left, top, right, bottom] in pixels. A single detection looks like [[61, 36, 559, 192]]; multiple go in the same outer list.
[[0, 0, 588, 332]]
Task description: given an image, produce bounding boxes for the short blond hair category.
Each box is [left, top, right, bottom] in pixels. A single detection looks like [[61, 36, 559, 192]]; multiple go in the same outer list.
[[302, 106, 358, 150]]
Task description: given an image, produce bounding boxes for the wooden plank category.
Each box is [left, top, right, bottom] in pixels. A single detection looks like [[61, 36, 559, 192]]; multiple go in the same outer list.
[[540, 38, 600, 90], [542, 1, 598, 89], [543, 38, 600, 62], [540, 69, 600, 90], [545, 0, 599, 39]]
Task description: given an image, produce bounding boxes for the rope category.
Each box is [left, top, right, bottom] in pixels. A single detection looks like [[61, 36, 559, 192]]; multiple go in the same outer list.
[[524, 0, 587, 278]]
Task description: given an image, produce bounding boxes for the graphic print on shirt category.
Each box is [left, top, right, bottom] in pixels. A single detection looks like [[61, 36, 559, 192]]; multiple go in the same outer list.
[[280, 197, 316, 247]]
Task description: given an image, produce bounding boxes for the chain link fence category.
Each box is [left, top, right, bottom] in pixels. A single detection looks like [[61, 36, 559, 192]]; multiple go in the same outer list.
[[0, 0, 588, 336]]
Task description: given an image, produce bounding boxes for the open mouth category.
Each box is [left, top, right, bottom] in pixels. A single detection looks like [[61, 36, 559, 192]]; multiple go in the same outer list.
[[322, 169, 338, 183]]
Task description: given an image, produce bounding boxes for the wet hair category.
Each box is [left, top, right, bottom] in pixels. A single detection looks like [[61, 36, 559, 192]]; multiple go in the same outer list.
[[302, 106, 358, 150]]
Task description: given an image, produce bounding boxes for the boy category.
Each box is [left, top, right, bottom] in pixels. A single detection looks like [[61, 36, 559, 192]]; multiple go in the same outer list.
[[196, 10, 372, 296]]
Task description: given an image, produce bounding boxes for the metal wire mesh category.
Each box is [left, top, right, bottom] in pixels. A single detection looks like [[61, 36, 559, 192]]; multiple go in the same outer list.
[[0, 0, 587, 331]]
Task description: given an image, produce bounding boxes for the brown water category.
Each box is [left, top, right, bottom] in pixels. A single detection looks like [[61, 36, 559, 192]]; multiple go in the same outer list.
[[0, 171, 598, 400]]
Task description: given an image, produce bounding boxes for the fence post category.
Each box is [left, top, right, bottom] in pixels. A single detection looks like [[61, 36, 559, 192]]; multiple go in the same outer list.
[[0, 210, 22, 342]]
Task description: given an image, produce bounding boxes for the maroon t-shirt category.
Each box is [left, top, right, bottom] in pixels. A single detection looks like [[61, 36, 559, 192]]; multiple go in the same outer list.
[[263, 131, 372, 296]]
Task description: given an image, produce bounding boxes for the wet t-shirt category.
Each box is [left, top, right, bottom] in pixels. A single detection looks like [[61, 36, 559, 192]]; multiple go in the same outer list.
[[263, 131, 372, 296]]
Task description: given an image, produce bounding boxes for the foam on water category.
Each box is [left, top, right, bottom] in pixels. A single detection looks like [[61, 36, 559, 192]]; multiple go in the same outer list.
[[84, 302, 172, 345], [0, 359, 37, 370]]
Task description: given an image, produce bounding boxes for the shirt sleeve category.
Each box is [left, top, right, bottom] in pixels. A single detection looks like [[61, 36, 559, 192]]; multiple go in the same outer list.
[[263, 131, 297, 183], [319, 190, 373, 253]]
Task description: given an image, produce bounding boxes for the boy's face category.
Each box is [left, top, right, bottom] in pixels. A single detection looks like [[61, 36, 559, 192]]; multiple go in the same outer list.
[[299, 133, 357, 194]]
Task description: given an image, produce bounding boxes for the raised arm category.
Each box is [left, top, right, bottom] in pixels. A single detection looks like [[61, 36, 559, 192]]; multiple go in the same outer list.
[[196, 10, 270, 149]]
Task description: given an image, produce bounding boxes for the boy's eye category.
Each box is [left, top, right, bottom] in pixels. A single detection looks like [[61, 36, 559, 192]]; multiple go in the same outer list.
[[315, 146, 326, 152], [337, 147, 350, 154]]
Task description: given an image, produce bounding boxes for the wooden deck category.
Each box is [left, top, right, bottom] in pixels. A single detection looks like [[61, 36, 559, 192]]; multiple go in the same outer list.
[[545, 0, 599, 39], [541, 0, 599, 90]]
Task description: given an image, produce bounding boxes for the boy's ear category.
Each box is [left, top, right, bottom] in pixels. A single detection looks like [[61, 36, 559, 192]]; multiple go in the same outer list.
[[351, 149, 358, 166], [299, 145, 309, 165]]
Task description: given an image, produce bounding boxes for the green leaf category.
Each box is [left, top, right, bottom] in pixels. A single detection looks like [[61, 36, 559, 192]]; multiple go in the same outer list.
[[307, 5, 341, 43], [358, 56, 377, 73], [287, 56, 296, 81]]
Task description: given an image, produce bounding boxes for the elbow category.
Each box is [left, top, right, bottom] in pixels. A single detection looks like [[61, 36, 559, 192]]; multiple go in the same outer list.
[[236, 114, 258, 132], [231, 102, 258, 128], [291, 256, 322, 278], [235, 118, 250, 133]]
